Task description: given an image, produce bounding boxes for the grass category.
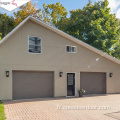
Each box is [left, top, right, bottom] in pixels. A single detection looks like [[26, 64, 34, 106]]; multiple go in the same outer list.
[[0, 101, 5, 120]]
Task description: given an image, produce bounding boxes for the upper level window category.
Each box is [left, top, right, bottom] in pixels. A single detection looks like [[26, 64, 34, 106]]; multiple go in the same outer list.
[[29, 36, 41, 53], [66, 45, 77, 53]]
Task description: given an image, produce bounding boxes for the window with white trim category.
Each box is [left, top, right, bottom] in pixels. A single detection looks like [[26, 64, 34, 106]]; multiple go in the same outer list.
[[66, 46, 77, 53], [29, 36, 41, 53]]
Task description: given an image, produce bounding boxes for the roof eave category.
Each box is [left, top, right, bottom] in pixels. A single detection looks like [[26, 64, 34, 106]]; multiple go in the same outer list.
[[0, 16, 120, 65], [29, 16, 120, 65], [0, 16, 31, 45]]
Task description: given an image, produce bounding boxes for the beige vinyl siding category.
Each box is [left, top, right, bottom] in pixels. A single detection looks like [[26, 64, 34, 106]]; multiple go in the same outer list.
[[0, 19, 119, 100]]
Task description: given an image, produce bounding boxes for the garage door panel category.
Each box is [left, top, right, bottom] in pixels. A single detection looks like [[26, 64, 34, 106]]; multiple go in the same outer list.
[[13, 71, 54, 100], [80, 72, 106, 94]]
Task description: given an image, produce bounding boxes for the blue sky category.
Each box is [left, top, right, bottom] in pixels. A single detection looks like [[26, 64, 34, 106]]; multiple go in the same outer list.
[[0, 0, 120, 18], [34, 0, 96, 17], [36, 0, 96, 12]]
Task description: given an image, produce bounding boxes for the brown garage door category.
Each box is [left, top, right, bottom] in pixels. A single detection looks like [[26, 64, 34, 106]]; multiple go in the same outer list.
[[80, 72, 106, 94], [13, 71, 54, 100]]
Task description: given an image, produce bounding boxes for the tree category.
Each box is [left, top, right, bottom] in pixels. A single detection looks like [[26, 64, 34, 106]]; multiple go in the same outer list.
[[109, 38, 120, 59], [42, 2, 68, 26], [58, 0, 120, 58], [0, 33, 2, 40], [14, 2, 68, 27], [0, 13, 15, 38], [84, 0, 120, 54], [14, 1, 41, 26]]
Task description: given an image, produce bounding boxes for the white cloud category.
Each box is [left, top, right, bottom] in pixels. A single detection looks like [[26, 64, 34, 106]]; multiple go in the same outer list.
[[108, 0, 120, 12], [116, 8, 120, 18], [96, 0, 120, 18]]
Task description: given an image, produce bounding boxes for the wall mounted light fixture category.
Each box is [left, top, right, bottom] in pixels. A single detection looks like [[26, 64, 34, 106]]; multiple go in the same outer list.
[[59, 72, 63, 77], [110, 73, 113, 77], [6, 71, 9, 77]]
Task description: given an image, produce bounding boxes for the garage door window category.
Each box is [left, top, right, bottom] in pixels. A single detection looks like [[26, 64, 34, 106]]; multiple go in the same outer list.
[[29, 36, 41, 53]]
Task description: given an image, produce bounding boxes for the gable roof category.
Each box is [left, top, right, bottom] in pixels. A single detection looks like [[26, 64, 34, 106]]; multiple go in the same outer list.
[[0, 16, 120, 64]]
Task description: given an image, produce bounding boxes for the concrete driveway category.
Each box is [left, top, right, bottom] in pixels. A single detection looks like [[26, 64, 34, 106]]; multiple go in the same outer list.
[[4, 94, 120, 120]]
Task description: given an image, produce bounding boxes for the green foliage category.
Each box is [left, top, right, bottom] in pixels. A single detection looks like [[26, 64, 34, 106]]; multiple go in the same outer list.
[[58, 0, 120, 58], [42, 2, 68, 26], [0, 33, 2, 40], [109, 38, 120, 59], [0, 13, 15, 39], [78, 89, 86, 93], [0, 101, 5, 120]]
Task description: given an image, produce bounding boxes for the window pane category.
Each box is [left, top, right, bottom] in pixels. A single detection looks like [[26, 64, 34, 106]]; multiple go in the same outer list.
[[72, 47, 76, 52], [29, 45, 41, 53], [68, 74, 74, 85], [29, 36, 41, 46], [35, 37, 41, 45], [66, 46, 71, 52], [29, 36, 41, 53]]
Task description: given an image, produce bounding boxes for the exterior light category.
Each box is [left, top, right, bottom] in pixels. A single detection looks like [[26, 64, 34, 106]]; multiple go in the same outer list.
[[110, 73, 113, 77], [59, 72, 63, 77], [6, 71, 9, 77]]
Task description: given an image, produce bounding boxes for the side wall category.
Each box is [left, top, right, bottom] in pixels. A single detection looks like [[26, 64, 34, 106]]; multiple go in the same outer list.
[[0, 20, 120, 100]]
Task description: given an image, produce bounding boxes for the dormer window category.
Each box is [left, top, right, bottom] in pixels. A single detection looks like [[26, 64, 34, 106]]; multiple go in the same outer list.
[[29, 36, 41, 54], [66, 45, 77, 53]]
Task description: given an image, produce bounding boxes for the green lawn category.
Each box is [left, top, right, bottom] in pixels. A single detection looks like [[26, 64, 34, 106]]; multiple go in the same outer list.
[[0, 101, 5, 120]]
